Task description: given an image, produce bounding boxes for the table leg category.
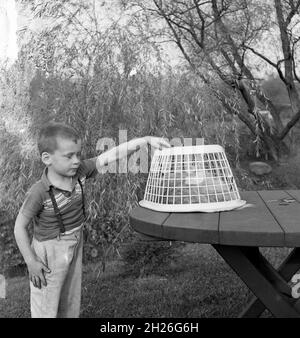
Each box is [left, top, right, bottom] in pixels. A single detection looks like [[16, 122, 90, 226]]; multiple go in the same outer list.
[[240, 247, 300, 318], [213, 245, 300, 318]]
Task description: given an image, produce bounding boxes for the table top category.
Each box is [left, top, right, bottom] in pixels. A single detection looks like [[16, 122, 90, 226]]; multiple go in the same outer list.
[[129, 190, 300, 248]]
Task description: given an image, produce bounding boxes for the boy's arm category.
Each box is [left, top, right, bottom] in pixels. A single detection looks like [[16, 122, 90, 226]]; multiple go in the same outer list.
[[96, 136, 170, 168], [14, 213, 51, 289]]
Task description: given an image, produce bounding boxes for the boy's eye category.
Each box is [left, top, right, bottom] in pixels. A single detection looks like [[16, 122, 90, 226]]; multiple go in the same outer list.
[[66, 153, 81, 159]]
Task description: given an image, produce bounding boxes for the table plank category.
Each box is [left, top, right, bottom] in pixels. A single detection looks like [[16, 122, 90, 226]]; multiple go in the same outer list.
[[219, 191, 285, 247], [129, 207, 170, 238], [259, 190, 300, 247], [161, 212, 219, 243]]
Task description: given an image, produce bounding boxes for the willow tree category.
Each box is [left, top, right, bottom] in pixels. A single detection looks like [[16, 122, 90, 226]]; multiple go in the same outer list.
[[124, 0, 300, 160]]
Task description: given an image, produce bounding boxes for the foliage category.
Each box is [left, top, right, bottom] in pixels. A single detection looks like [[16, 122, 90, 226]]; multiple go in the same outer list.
[[0, 123, 39, 271], [82, 172, 147, 265]]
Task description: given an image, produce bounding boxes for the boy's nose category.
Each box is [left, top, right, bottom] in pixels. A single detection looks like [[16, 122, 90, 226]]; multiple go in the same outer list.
[[73, 156, 80, 165]]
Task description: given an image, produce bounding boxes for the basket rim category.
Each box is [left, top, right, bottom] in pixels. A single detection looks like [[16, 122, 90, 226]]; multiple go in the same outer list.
[[154, 144, 224, 156], [139, 199, 246, 213]]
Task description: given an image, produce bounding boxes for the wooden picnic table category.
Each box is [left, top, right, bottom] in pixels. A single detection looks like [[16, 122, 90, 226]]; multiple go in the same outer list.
[[129, 190, 300, 318]]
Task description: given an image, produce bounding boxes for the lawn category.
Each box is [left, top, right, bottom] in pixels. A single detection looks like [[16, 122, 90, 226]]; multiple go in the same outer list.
[[0, 243, 292, 318]]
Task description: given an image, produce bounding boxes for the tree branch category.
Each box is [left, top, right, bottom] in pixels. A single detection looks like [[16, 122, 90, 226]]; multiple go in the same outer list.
[[193, 0, 205, 44], [286, 0, 300, 26], [211, 0, 254, 81], [153, 0, 195, 67], [291, 35, 300, 83], [274, 0, 294, 83], [279, 108, 300, 139], [242, 44, 287, 84], [242, 45, 277, 68]]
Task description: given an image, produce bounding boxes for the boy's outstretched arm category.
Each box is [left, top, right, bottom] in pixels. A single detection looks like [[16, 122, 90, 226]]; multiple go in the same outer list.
[[96, 136, 170, 167], [14, 213, 51, 289]]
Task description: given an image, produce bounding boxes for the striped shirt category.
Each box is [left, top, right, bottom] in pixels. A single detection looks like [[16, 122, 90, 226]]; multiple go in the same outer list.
[[19, 157, 98, 241]]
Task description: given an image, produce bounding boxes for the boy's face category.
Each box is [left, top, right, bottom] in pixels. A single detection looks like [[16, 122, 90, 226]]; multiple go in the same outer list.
[[43, 136, 82, 177]]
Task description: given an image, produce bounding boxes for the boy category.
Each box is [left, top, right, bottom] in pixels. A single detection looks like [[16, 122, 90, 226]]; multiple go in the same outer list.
[[14, 122, 170, 318]]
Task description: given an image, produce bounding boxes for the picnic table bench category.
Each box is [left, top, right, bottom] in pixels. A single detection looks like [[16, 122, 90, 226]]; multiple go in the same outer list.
[[129, 190, 300, 318]]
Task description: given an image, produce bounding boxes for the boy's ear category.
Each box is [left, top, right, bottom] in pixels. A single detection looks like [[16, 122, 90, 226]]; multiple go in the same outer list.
[[41, 152, 52, 166]]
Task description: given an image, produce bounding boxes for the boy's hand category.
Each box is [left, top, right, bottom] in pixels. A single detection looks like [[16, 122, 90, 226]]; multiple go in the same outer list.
[[146, 136, 171, 149], [27, 257, 51, 289]]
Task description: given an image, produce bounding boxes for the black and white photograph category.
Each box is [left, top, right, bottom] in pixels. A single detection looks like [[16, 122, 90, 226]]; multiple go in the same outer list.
[[2, 0, 300, 324]]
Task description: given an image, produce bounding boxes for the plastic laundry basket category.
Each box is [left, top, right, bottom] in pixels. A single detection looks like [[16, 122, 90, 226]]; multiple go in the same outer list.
[[139, 145, 246, 212]]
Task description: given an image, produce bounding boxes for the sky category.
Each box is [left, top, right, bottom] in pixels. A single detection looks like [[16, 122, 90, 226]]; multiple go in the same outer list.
[[0, 0, 18, 65]]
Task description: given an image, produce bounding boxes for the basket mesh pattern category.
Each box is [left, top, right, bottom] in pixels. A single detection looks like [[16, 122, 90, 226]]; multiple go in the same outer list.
[[139, 145, 246, 212]]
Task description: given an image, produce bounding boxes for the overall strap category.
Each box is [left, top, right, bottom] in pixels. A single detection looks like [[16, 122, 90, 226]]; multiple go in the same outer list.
[[77, 177, 86, 219], [48, 186, 65, 234], [48, 178, 86, 234]]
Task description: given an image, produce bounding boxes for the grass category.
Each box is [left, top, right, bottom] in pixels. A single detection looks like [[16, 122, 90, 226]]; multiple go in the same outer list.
[[0, 243, 293, 318]]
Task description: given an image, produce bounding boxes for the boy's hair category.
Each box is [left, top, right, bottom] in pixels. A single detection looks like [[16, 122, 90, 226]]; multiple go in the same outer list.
[[38, 122, 80, 155]]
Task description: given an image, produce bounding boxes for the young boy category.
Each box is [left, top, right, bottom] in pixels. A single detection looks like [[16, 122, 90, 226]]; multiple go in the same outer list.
[[14, 122, 170, 318]]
